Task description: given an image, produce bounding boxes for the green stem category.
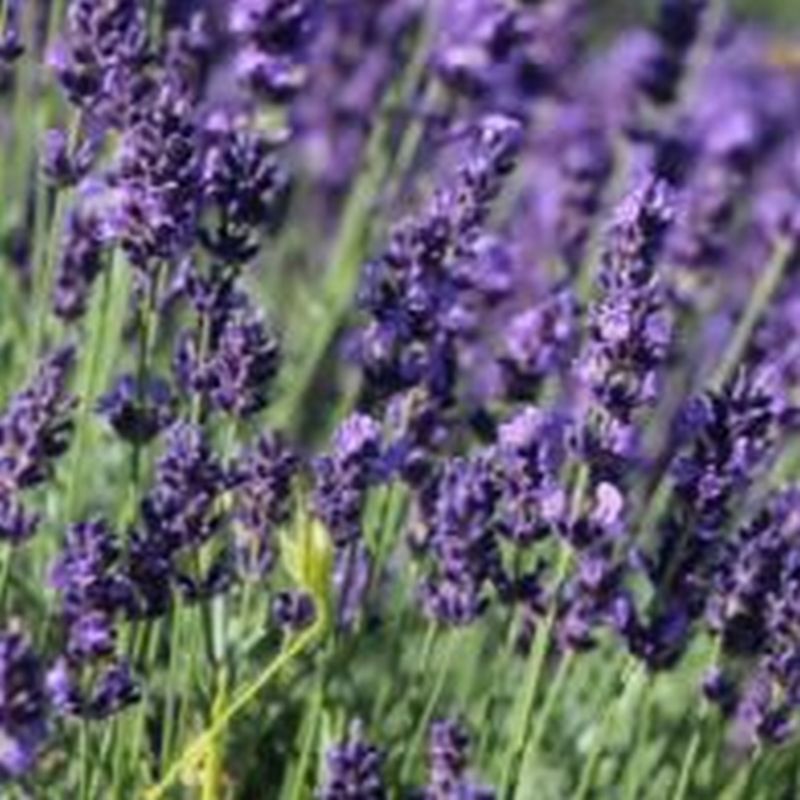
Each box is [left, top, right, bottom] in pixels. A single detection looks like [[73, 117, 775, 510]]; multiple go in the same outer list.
[[146, 619, 324, 800], [519, 649, 576, 781], [287, 673, 325, 800], [64, 260, 115, 521], [399, 628, 459, 786], [499, 544, 573, 800], [573, 661, 644, 800], [710, 237, 794, 391]]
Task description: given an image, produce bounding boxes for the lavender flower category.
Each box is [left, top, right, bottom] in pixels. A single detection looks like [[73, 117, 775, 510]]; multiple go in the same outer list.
[[418, 455, 503, 626], [234, 432, 298, 578], [0, 347, 76, 542], [498, 289, 579, 400], [41, 128, 98, 189], [53, 208, 109, 321], [230, 0, 317, 102], [578, 178, 673, 473], [424, 718, 494, 800], [175, 292, 280, 419], [135, 422, 231, 606], [636, 0, 708, 107], [355, 115, 522, 405], [495, 407, 568, 545], [313, 413, 384, 549], [50, 519, 133, 661], [53, 0, 149, 126], [0, 625, 48, 779], [318, 723, 386, 800], [97, 373, 176, 445], [200, 127, 290, 264], [272, 589, 316, 632], [115, 81, 201, 280]]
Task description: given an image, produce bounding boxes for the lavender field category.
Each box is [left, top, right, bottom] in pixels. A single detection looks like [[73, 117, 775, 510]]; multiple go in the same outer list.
[[1, 1, 800, 798]]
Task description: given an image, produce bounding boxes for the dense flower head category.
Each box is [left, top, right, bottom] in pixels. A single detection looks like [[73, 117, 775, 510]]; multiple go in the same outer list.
[[230, 0, 318, 102], [175, 287, 280, 419], [53, 207, 109, 321], [671, 369, 784, 534], [234, 431, 298, 577], [41, 128, 98, 189], [418, 454, 504, 625], [53, 0, 150, 125], [578, 178, 673, 472], [494, 407, 568, 544], [135, 421, 231, 607], [97, 373, 176, 444], [50, 518, 133, 661], [200, 126, 290, 263], [635, 0, 708, 107], [0, 347, 76, 542], [424, 718, 495, 800], [356, 114, 522, 404], [114, 80, 201, 277], [318, 723, 386, 800], [497, 288, 578, 399], [700, 488, 800, 742], [0, 624, 48, 779], [313, 413, 384, 548], [435, 0, 588, 112]]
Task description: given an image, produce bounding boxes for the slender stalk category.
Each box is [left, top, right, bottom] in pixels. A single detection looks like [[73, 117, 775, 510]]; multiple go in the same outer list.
[[520, 649, 576, 778], [64, 260, 115, 521], [573, 661, 644, 800], [671, 637, 722, 800], [499, 544, 573, 800], [710, 237, 794, 391], [398, 628, 459, 786], [286, 673, 325, 800], [146, 619, 324, 800]]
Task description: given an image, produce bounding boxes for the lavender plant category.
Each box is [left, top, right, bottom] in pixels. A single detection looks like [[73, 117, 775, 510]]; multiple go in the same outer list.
[[0, 1, 799, 798]]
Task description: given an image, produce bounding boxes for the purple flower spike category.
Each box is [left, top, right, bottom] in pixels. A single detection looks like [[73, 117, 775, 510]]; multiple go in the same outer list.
[[0, 624, 48, 779], [318, 722, 386, 800]]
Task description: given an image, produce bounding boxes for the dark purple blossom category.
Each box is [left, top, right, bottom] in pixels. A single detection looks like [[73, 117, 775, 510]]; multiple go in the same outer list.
[[41, 128, 99, 189], [578, 178, 673, 474], [134, 422, 231, 608], [53, 208, 109, 321], [234, 432, 298, 578], [318, 723, 386, 800], [230, 0, 318, 102], [114, 81, 201, 280], [494, 407, 568, 545], [0, 625, 48, 779], [97, 373, 176, 445], [356, 115, 523, 405], [272, 589, 316, 632], [200, 127, 290, 264], [423, 718, 494, 800], [313, 413, 384, 549], [175, 292, 280, 419], [0, 347, 76, 542], [635, 0, 708, 107], [498, 289, 579, 400], [52, 0, 150, 126], [418, 455, 504, 626]]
